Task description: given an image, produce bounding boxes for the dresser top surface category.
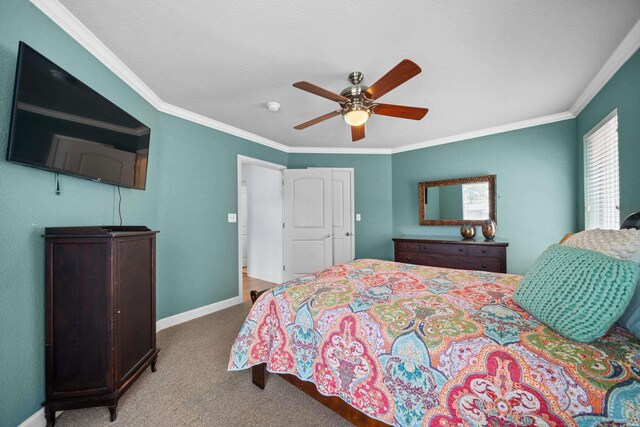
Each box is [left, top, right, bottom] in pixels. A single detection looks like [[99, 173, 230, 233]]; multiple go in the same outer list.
[[44, 226, 159, 238], [393, 235, 508, 246]]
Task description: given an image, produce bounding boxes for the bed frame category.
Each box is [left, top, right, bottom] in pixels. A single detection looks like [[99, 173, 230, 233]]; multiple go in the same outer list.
[[248, 212, 640, 427]]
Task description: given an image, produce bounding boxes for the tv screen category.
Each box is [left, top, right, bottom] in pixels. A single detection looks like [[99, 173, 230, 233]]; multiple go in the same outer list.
[[6, 42, 150, 190]]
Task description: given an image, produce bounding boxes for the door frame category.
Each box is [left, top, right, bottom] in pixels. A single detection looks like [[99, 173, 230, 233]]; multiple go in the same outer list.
[[308, 167, 356, 262], [237, 155, 286, 299]]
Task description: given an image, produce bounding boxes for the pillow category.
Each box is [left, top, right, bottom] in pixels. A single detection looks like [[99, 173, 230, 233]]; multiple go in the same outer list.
[[562, 228, 640, 338], [513, 244, 639, 343], [563, 228, 640, 262]]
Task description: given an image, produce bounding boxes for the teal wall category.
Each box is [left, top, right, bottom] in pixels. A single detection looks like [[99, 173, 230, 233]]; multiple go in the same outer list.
[[392, 120, 579, 275], [0, 2, 157, 425], [438, 185, 463, 219], [288, 153, 394, 261], [155, 113, 286, 319], [0, 2, 286, 425], [576, 49, 640, 227], [425, 187, 441, 219]]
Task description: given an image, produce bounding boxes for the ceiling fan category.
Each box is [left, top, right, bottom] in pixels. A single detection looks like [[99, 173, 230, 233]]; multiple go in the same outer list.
[[292, 59, 429, 142]]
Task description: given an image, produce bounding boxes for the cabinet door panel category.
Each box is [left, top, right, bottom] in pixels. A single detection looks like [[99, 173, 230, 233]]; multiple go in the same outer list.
[[49, 241, 109, 397], [116, 237, 153, 382]]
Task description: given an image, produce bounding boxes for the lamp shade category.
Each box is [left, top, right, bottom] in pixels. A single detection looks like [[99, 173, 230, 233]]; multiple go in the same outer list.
[[343, 109, 370, 126]]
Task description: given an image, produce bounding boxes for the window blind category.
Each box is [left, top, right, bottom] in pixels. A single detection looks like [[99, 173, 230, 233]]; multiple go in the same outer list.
[[584, 110, 619, 230]]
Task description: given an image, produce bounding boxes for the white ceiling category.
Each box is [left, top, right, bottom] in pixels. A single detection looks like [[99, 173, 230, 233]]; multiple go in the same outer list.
[[55, 0, 640, 150]]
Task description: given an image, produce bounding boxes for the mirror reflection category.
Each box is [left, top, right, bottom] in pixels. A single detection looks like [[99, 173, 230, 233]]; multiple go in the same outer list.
[[418, 174, 496, 226], [425, 183, 489, 221]]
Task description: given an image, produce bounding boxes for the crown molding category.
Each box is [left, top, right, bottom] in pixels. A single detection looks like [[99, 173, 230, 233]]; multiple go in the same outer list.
[[29, 1, 638, 156], [391, 111, 575, 154], [30, 0, 163, 108], [157, 102, 291, 152], [287, 146, 392, 155], [29, 0, 290, 152], [570, 18, 640, 116]]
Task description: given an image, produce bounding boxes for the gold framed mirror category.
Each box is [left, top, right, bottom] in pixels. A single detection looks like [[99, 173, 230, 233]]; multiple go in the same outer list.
[[418, 174, 496, 226]]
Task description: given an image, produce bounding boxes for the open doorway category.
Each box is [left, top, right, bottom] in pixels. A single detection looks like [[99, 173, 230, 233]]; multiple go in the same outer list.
[[237, 155, 285, 302]]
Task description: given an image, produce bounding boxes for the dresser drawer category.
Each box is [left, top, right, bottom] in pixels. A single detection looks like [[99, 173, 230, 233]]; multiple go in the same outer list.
[[468, 246, 503, 258], [397, 252, 451, 268], [396, 242, 421, 252], [418, 254, 473, 270], [398, 253, 501, 272], [396, 251, 425, 264], [420, 243, 467, 255], [464, 256, 501, 272]]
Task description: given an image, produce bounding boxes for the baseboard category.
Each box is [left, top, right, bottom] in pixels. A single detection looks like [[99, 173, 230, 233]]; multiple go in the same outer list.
[[18, 408, 62, 427], [20, 296, 243, 426], [156, 296, 243, 332]]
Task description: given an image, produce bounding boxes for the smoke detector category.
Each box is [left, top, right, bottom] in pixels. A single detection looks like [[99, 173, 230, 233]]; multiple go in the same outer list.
[[266, 101, 281, 112]]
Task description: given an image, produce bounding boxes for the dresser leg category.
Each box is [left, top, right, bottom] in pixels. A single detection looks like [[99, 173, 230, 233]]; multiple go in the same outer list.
[[45, 407, 56, 427], [151, 357, 157, 373], [108, 404, 118, 422]]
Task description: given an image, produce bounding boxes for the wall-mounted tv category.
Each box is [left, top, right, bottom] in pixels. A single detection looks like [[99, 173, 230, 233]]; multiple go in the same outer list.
[[6, 42, 150, 190]]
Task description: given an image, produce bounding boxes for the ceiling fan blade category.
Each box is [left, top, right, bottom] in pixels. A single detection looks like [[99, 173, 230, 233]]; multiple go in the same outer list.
[[293, 81, 348, 103], [372, 103, 429, 120], [364, 59, 422, 100], [293, 111, 341, 130], [351, 124, 365, 142]]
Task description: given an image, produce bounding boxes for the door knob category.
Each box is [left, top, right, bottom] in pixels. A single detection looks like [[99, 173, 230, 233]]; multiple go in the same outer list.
[[346, 232, 355, 236], [323, 233, 331, 238]]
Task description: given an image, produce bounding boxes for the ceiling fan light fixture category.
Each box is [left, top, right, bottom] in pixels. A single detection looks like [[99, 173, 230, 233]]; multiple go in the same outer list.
[[343, 108, 370, 126], [292, 59, 427, 141]]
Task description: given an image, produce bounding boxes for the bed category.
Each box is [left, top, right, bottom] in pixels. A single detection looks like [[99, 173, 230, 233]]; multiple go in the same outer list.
[[229, 236, 640, 426]]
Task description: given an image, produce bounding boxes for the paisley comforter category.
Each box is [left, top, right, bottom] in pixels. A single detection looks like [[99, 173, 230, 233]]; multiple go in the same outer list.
[[228, 259, 640, 426]]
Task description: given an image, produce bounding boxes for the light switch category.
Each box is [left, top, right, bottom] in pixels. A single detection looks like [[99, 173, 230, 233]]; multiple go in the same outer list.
[[356, 213, 361, 222], [228, 213, 237, 223]]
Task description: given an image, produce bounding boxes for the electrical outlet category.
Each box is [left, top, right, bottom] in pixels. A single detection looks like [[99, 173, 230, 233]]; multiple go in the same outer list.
[[228, 213, 237, 223], [356, 214, 361, 221]]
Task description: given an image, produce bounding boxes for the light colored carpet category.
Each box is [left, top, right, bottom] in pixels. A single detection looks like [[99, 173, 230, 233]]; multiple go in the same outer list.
[[56, 301, 351, 427]]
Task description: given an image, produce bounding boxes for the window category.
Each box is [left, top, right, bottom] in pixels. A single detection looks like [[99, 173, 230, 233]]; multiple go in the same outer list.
[[584, 109, 619, 230], [462, 183, 489, 220]]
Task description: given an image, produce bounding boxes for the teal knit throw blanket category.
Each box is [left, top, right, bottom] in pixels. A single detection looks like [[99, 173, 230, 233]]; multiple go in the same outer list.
[[513, 244, 640, 343]]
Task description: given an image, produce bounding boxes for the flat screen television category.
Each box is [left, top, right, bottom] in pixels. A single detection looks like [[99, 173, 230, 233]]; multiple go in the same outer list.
[[6, 42, 150, 190]]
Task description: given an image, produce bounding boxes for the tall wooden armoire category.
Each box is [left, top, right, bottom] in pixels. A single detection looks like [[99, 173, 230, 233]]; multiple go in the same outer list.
[[43, 226, 159, 425]]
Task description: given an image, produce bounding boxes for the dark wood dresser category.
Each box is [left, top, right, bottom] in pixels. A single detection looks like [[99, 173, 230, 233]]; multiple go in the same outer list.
[[43, 226, 159, 425], [393, 235, 508, 273]]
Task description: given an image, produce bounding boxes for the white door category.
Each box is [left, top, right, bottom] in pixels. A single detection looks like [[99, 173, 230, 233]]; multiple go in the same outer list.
[[283, 169, 332, 281], [240, 181, 248, 267], [332, 170, 354, 264]]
